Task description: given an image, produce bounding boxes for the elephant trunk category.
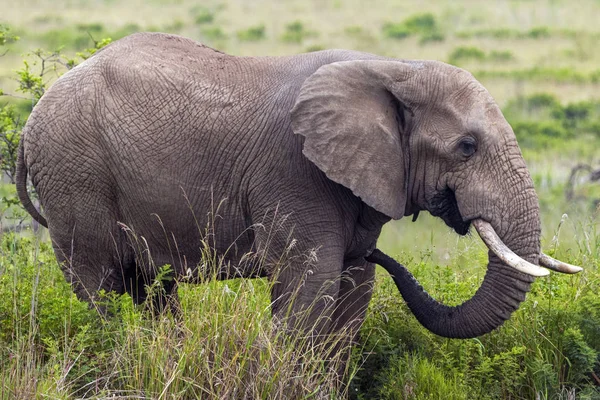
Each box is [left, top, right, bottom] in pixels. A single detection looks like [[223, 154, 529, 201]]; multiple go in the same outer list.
[[367, 213, 541, 338]]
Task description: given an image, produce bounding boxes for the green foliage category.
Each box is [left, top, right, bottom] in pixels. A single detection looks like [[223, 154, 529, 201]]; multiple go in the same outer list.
[[0, 25, 19, 46], [456, 26, 555, 40], [563, 328, 598, 383], [200, 26, 227, 41], [476, 67, 600, 84], [382, 22, 412, 39], [378, 355, 468, 400], [194, 8, 215, 24], [527, 26, 551, 39], [0, 106, 23, 183], [448, 46, 486, 64], [403, 13, 437, 34], [237, 24, 266, 41], [0, 234, 351, 398], [449, 47, 515, 65], [504, 93, 600, 147], [419, 30, 445, 44], [305, 44, 326, 52], [352, 242, 600, 399], [281, 21, 317, 44], [488, 50, 514, 62], [382, 13, 444, 44]]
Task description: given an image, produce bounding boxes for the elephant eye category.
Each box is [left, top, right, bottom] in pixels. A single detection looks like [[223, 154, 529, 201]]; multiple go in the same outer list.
[[458, 137, 477, 158]]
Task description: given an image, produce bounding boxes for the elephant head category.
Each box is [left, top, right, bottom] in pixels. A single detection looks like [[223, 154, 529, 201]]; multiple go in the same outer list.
[[290, 60, 582, 338]]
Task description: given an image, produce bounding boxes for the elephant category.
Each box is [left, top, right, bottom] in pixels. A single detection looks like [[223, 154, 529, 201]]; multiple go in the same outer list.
[[17, 32, 581, 345]]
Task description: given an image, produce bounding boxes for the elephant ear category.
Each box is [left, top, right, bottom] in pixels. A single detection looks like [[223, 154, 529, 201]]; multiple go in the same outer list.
[[290, 60, 417, 220]]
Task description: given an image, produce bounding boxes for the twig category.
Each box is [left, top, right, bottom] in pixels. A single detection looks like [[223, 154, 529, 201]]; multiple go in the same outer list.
[[592, 371, 600, 386]]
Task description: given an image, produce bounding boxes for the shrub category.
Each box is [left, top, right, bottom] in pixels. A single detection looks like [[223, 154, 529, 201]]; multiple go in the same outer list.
[[383, 12, 442, 43], [305, 44, 325, 52], [527, 26, 551, 39], [0, 106, 23, 183], [237, 24, 266, 42], [552, 102, 593, 128], [200, 26, 227, 41], [0, 25, 19, 46], [281, 21, 317, 44], [194, 8, 215, 25], [76, 22, 104, 34], [563, 328, 598, 383], [448, 46, 486, 64], [403, 12, 437, 34], [488, 50, 514, 62], [38, 27, 95, 50], [382, 22, 412, 39], [502, 93, 560, 122], [419, 30, 445, 44]]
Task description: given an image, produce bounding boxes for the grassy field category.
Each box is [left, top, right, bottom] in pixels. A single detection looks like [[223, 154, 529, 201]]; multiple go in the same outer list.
[[1, 0, 599, 398]]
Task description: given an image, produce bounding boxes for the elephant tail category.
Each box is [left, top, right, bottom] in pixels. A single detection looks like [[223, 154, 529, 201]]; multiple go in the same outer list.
[[16, 136, 48, 228]]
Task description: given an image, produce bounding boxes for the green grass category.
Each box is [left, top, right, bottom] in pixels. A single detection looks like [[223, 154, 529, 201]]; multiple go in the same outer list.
[[2, 0, 600, 104]]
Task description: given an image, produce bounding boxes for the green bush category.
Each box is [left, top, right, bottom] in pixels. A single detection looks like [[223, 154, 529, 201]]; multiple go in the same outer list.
[[378, 355, 468, 400], [200, 26, 227, 41], [512, 121, 569, 148], [552, 102, 592, 128], [382, 22, 412, 39], [456, 27, 554, 40], [382, 13, 443, 43], [305, 44, 326, 52], [281, 21, 317, 43], [488, 50, 514, 62], [194, 8, 215, 24], [502, 93, 560, 121], [403, 12, 437, 34], [237, 24, 266, 41], [419, 30, 445, 44], [527, 26, 551, 39], [448, 46, 486, 64]]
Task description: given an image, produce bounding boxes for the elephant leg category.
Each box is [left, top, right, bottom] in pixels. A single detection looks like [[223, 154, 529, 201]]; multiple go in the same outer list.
[[48, 216, 129, 311], [270, 253, 343, 339], [123, 262, 180, 316], [251, 203, 347, 338], [329, 258, 376, 375], [332, 258, 375, 335]]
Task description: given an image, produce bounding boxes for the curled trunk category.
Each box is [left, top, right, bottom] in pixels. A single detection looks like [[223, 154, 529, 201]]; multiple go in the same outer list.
[[367, 249, 534, 338], [366, 214, 541, 338]]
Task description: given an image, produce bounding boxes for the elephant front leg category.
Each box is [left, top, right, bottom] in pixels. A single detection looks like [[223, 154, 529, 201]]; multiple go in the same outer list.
[[329, 258, 376, 378], [270, 257, 343, 340]]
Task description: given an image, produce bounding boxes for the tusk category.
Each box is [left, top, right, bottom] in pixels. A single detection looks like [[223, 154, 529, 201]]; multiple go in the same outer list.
[[472, 219, 549, 277], [539, 253, 583, 274]]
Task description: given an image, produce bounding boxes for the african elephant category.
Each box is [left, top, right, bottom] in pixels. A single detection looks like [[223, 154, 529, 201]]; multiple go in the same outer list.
[[17, 32, 580, 343]]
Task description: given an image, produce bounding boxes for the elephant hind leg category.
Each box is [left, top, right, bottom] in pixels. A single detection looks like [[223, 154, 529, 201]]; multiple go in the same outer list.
[[43, 190, 132, 311], [123, 261, 180, 316], [49, 221, 129, 311]]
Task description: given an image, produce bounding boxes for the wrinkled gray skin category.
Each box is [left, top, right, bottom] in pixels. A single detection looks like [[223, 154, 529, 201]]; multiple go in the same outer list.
[[17, 33, 540, 343]]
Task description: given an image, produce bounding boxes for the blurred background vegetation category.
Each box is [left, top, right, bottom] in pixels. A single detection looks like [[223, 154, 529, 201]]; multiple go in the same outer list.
[[0, 0, 599, 398]]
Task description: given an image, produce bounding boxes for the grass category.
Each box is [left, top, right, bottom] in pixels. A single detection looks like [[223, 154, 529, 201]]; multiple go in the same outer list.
[[0, 234, 356, 399], [2, 0, 600, 104]]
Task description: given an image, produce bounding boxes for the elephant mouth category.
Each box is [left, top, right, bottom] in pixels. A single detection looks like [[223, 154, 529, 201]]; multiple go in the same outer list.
[[428, 188, 471, 235]]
